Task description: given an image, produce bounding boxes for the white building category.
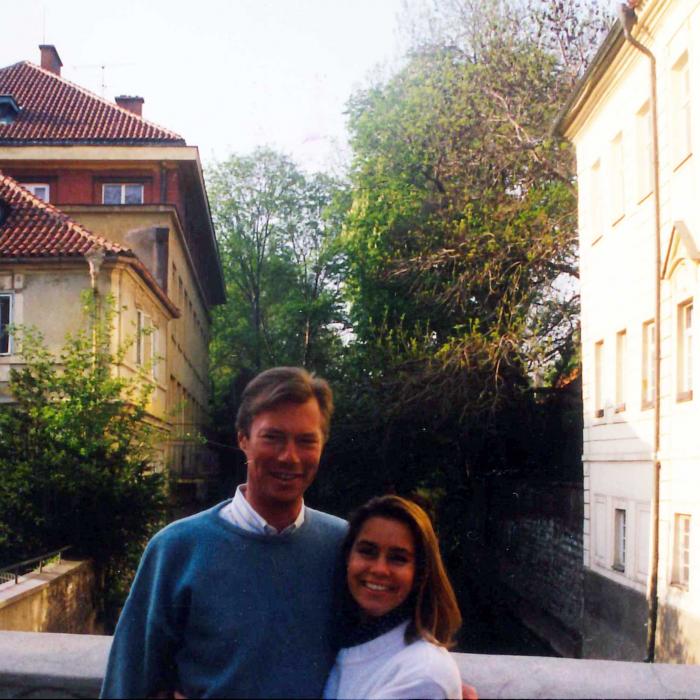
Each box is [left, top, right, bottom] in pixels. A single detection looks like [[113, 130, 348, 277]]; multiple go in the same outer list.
[[556, 0, 699, 662]]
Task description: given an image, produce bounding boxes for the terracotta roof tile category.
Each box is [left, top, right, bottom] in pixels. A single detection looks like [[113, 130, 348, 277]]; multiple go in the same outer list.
[[0, 61, 184, 144], [0, 172, 126, 257], [0, 173, 180, 316]]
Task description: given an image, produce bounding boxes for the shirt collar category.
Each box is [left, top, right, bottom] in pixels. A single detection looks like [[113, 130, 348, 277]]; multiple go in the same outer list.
[[224, 484, 305, 536]]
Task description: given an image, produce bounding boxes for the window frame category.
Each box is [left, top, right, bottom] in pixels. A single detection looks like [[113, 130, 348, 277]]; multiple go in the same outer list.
[[594, 339, 605, 418], [102, 182, 144, 205], [642, 320, 656, 410], [615, 329, 627, 413], [671, 513, 691, 590], [21, 182, 50, 203], [677, 299, 693, 402], [590, 159, 603, 244], [613, 507, 627, 572], [610, 131, 625, 225], [0, 292, 13, 356], [672, 51, 692, 167], [636, 101, 653, 202]]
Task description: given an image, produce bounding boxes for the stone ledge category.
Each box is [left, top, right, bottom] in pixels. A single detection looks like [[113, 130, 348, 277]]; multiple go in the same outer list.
[[2, 631, 700, 699]]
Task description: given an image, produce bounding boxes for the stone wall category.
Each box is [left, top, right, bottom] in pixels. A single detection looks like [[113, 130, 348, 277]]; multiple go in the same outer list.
[[3, 630, 700, 700], [0, 560, 98, 634], [464, 478, 583, 656]]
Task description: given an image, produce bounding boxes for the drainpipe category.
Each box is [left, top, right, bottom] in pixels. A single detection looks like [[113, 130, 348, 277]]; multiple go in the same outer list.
[[84, 245, 106, 364], [618, 2, 662, 663]]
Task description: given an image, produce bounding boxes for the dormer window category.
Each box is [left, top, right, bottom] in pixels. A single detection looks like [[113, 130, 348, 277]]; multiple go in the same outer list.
[[103, 183, 144, 205], [0, 95, 20, 125]]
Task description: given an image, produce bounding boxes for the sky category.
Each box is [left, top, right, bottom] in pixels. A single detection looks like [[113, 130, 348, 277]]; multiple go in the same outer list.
[[0, 0, 407, 174]]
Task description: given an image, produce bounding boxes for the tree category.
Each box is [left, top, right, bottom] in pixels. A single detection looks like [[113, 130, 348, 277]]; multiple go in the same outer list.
[[0, 292, 165, 626], [207, 149, 347, 452]]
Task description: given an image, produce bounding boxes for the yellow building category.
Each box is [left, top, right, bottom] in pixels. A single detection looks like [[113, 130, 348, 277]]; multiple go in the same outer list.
[[556, 0, 699, 662], [0, 46, 225, 503]]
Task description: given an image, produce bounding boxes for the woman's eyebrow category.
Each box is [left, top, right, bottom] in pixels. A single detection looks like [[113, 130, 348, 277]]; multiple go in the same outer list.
[[388, 546, 414, 556]]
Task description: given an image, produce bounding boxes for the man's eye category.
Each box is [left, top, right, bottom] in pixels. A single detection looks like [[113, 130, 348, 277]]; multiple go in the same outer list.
[[299, 437, 319, 447]]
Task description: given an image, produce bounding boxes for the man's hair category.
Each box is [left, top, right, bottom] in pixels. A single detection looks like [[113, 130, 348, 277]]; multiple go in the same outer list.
[[343, 495, 462, 648], [235, 366, 334, 440]]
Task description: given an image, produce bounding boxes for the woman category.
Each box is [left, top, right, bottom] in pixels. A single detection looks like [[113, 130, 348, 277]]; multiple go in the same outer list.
[[324, 495, 463, 700]]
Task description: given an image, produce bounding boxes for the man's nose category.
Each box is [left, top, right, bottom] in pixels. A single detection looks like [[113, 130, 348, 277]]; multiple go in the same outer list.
[[278, 438, 300, 464]]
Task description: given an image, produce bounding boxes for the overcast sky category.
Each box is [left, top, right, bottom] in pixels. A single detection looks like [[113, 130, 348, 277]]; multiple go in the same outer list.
[[1, 0, 406, 174]]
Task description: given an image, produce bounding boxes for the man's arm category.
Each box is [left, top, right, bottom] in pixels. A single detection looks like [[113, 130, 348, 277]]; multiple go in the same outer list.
[[100, 536, 183, 698]]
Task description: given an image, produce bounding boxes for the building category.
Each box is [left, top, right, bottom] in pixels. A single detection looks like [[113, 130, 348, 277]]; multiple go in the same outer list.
[[0, 45, 226, 503], [556, 0, 699, 662]]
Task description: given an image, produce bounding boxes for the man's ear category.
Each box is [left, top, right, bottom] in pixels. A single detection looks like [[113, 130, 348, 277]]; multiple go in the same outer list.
[[237, 431, 248, 452]]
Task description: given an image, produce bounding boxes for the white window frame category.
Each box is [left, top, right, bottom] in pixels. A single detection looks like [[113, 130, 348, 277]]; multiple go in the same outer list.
[[610, 132, 625, 224], [613, 507, 627, 572], [615, 329, 627, 412], [102, 183, 144, 205], [642, 320, 656, 409], [594, 339, 605, 418], [151, 324, 160, 380], [0, 292, 13, 355], [671, 513, 691, 590], [677, 300, 693, 401], [590, 159, 603, 244], [636, 101, 653, 201], [21, 182, 50, 202], [672, 51, 691, 166], [136, 310, 152, 368]]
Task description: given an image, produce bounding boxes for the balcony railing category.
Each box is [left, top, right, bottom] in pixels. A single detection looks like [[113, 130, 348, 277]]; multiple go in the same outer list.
[[2, 631, 700, 699]]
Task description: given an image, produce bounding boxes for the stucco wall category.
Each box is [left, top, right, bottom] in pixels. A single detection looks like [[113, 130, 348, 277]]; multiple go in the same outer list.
[[0, 560, 98, 634]]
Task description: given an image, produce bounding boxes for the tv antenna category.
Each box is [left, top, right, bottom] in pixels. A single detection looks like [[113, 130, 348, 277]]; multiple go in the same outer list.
[[69, 62, 136, 97]]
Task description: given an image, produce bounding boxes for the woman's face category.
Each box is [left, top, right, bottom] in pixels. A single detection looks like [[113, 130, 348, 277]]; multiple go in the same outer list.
[[347, 516, 416, 618]]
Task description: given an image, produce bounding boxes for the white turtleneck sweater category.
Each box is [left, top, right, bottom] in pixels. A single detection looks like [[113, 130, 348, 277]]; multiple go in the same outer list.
[[323, 620, 462, 699]]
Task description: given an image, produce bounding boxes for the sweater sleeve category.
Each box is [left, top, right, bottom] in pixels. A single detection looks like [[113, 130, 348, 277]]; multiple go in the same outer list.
[[100, 533, 187, 698]]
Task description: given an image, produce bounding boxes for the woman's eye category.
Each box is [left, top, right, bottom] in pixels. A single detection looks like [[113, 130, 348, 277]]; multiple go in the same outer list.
[[389, 554, 409, 564]]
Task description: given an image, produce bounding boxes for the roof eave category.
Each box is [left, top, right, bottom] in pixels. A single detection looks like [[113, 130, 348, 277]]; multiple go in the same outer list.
[[551, 20, 625, 139]]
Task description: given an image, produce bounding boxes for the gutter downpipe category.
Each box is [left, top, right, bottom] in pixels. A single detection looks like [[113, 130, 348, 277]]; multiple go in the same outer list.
[[619, 3, 662, 663]]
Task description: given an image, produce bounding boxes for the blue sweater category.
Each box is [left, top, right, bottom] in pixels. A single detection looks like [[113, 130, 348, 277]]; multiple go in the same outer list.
[[100, 501, 347, 699]]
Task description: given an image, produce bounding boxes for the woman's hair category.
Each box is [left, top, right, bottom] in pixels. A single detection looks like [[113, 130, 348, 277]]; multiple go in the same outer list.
[[343, 495, 462, 648], [235, 366, 334, 440]]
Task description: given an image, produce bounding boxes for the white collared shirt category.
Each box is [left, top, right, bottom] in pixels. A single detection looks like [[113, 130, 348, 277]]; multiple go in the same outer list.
[[220, 484, 305, 536]]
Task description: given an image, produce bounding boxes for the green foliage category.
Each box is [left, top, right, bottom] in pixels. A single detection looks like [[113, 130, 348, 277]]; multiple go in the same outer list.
[[207, 148, 348, 450], [0, 291, 165, 625]]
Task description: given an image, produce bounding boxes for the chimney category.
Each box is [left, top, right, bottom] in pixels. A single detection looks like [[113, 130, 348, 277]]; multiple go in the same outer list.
[[39, 45, 63, 76], [115, 95, 144, 117]]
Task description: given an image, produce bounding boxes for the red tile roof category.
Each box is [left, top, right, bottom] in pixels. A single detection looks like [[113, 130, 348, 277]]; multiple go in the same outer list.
[[0, 61, 184, 144], [0, 173, 179, 316], [0, 172, 125, 256]]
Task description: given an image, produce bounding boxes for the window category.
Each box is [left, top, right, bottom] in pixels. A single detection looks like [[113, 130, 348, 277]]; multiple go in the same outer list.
[[594, 496, 606, 565], [672, 514, 691, 589], [21, 183, 50, 202], [594, 340, 605, 418], [673, 52, 691, 164], [678, 301, 693, 401], [136, 310, 152, 367], [615, 330, 627, 412], [590, 159, 602, 242], [0, 293, 12, 355], [642, 320, 656, 409], [102, 183, 144, 205], [151, 325, 160, 380], [611, 132, 625, 223], [613, 508, 627, 572], [636, 101, 653, 199]]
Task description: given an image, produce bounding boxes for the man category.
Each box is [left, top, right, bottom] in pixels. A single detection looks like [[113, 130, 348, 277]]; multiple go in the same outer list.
[[101, 367, 347, 698]]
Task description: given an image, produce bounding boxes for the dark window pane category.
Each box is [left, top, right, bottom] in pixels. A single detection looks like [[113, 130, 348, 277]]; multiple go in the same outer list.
[[125, 184, 143, 204], [103, 184, 122, 204], [0, 296, 10, 354]]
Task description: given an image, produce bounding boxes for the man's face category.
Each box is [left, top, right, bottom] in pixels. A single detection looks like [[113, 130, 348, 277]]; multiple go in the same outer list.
[[238, 398, 325, 513]]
